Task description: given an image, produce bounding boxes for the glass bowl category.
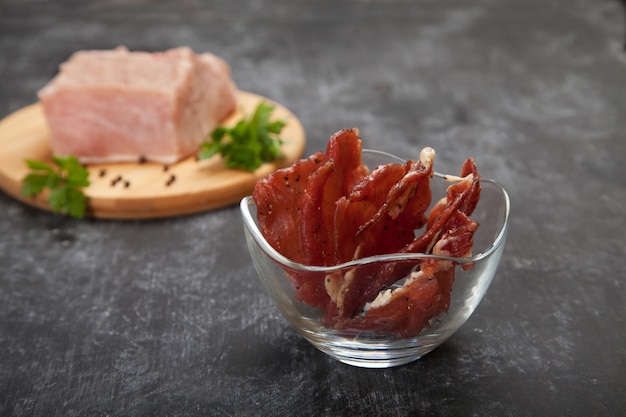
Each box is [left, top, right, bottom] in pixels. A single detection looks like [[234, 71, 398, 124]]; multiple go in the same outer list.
[[240, 149, 510, 368]]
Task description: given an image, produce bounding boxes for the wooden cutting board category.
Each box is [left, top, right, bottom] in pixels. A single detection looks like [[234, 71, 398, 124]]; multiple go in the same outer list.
[[0, 90, 306, 219]]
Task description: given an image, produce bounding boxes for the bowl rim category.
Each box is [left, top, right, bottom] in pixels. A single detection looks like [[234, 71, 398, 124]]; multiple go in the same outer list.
[[241, 149, 510, 273]]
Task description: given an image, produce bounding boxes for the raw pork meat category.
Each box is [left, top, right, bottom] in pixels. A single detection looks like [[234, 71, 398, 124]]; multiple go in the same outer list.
[[38, 46, 238, 164]]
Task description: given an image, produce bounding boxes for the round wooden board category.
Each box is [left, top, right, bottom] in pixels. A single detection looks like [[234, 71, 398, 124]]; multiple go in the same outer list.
[[0, 91, 306, 219]]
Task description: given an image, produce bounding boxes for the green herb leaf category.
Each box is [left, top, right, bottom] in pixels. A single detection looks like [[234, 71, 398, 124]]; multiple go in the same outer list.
[[197, 140, 221, 160], [198, 101, 287, 172], [25, 159, 55, 173], [21, 173, 50, 197], [21, 156, 90, 218]]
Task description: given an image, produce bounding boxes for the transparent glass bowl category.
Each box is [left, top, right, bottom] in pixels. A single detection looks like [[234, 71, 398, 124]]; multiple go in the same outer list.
[[240, 149, 510, 368]]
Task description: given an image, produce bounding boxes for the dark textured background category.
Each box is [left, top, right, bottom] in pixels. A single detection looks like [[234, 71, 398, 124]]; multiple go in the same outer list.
[[1, 0, 625, 415]]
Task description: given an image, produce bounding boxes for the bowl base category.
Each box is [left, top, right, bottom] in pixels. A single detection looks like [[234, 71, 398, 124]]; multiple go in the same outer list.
[[300, 329, 448, 368]]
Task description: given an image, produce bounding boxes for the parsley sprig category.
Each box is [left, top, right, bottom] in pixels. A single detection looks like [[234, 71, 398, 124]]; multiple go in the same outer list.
[[198, 101, 286, 171], [21, 156, 90, 218]]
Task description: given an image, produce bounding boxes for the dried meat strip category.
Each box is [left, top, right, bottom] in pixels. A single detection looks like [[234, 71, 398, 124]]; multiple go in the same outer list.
[[253, 129, 482, 338], [254, 129, 369, 310], [300, 129, 368, 267], [326, 148, 436, 321], [337, 166, 481, 337], [253, 151, 324, 263]]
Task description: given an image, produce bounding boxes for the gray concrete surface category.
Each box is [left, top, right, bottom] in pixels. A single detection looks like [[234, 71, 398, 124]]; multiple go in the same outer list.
[[1, 1, 625, 415]]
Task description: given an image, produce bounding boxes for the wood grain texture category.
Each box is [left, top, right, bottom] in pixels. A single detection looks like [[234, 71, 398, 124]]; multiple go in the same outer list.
[[0, 90, 306, 219]]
